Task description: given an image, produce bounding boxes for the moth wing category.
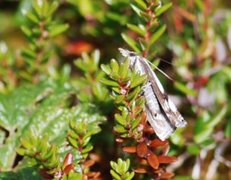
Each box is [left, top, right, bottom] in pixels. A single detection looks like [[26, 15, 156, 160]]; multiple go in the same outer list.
[[146, 108, 174, 141], [164, 98, 187, 127], [143, 85, 174, 141], [141, 57, 187, 127]]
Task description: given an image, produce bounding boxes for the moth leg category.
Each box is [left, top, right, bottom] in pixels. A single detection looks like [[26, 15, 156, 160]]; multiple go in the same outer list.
[[143, 82, 152, 90]]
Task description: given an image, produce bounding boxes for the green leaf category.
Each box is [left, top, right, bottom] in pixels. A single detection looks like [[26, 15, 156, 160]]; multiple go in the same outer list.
[[174, 81, 197, 96], [119, 59, 130, 79], [187, 144, 200, 155], [126, 172, 135, 180], [92, 83, 109, 101], [155, 2, 172, 17], [127, 86, 141, 101], [114, 125, 127, 133], [82, 145, 93, 154], [130, 74, 146, 88], [206, 105, 227, 129], [130, 4, 142, 17], [41, 0, 49, 17], [47, 1, 59, 17], [100, 78, 119, 86], [134, 0, 147, 10], [110, 59, 119, 74], [21, 48, 36, 60], [110, 159, 134, 180], [32, 1, 42, 17], [121, 33, 140, 52], [26, 11, 40, 23], [0, 166, 42, 180], [114, 95, 126, 104], [131, 117, 141, 130], [66, 171, 82, 180], [110, 170, 121, 180], [170, 128, 185, 147], [149, 25, 166, 47], [48, 24, 69, 37], [225, 118, 231, 138], [68, 0, 94, 17], [115, 113, 126, 126], [127, 23, 146, 37], [194, 127, 213, 144], [101, 64, 112, 75], [21, 26, 32, 37], [0, 80, 105, 170]]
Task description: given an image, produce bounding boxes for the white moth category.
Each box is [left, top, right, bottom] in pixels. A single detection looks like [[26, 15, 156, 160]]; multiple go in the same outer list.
[[119, 48, 187, 141]]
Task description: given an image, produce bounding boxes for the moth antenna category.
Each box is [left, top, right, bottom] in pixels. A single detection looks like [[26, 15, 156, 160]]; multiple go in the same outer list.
[[156, 57, 173, 66], [149, 51, 173, 66], [147, 60, 173, 81]]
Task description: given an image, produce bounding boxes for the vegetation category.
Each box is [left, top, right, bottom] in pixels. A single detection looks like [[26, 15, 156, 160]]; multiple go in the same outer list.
[[0, 0, 230, 179]]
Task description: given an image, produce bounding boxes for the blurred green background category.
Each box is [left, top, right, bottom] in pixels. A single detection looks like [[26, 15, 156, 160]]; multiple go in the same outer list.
[[0, 0, 230, 179]]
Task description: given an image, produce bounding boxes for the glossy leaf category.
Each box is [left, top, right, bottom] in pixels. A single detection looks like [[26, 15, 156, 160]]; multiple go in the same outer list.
[[121, 33, 140, 52], [149, 25, 166, 47], [134, 0, 147, 10], [127, 23, 146, 37], [147, 153, 159, 169], [225, 118, 231, 138], [155, 2, 172, 17], [100, 78, 119, 86], [174, 81, 197, 96], [158, 155, 177, 164], [137, 142, 149, 158], [48, 24, 69, 37]]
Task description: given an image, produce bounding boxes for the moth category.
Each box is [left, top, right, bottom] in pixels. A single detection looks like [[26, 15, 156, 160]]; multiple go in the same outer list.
[[119, 48, 187, 141]]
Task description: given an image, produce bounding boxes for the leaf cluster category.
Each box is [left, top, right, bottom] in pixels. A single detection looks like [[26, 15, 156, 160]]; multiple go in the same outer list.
[[101, 58, 146, 139], [21, 1, 68, 79], [17, 131, 60, 175], [122, 0, 172, 56], [110, 158, 134, 180]]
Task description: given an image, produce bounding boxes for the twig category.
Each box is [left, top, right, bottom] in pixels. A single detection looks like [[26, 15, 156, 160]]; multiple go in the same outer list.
[[206, 141, 231, 179], [192, 148, 208, 179]]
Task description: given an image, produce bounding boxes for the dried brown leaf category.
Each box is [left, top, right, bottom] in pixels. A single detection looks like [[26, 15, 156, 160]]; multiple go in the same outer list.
[[147, 153, 159, 169], [137, 142, 149, 158]]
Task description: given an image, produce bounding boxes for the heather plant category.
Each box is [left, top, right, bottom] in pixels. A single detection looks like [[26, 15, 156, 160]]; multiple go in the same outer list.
[[0, 0, 230, 180]]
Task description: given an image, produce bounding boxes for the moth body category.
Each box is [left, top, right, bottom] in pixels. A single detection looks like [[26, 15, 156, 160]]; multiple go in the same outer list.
[[119, 48, 187, 141]]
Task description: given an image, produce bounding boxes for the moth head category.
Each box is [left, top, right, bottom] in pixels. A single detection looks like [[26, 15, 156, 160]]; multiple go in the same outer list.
[[118, 48, 130, 57], [118, 48, 138, 57]]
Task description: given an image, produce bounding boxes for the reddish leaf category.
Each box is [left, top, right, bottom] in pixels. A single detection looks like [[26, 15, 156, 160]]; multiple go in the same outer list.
[[115, 138, 124, 143], [89, 153, 101, 162], [134, 167, 148, 174], [160, 172, 174, 179], [176, 6, 196, 22], [65, 40, 94, 55], [141, 111, 147, 124], [86, 172, 101, 178], [63, 164, 75, 174], [123, 146, 137, 153], [173, 8, 183, 33], [63, 152, 73, 168], [39, 169, 54, 179], [137, 142, 149, 158], [158, 155, 177, 164], [84, 159, 95, 168], [143, 124, 154, 134], [153, 167, 164, 174], [147, 153, 159, 169], [149, 139, 169, 148], [139, 158, 148, 165], [193, 76, 209, 89]]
